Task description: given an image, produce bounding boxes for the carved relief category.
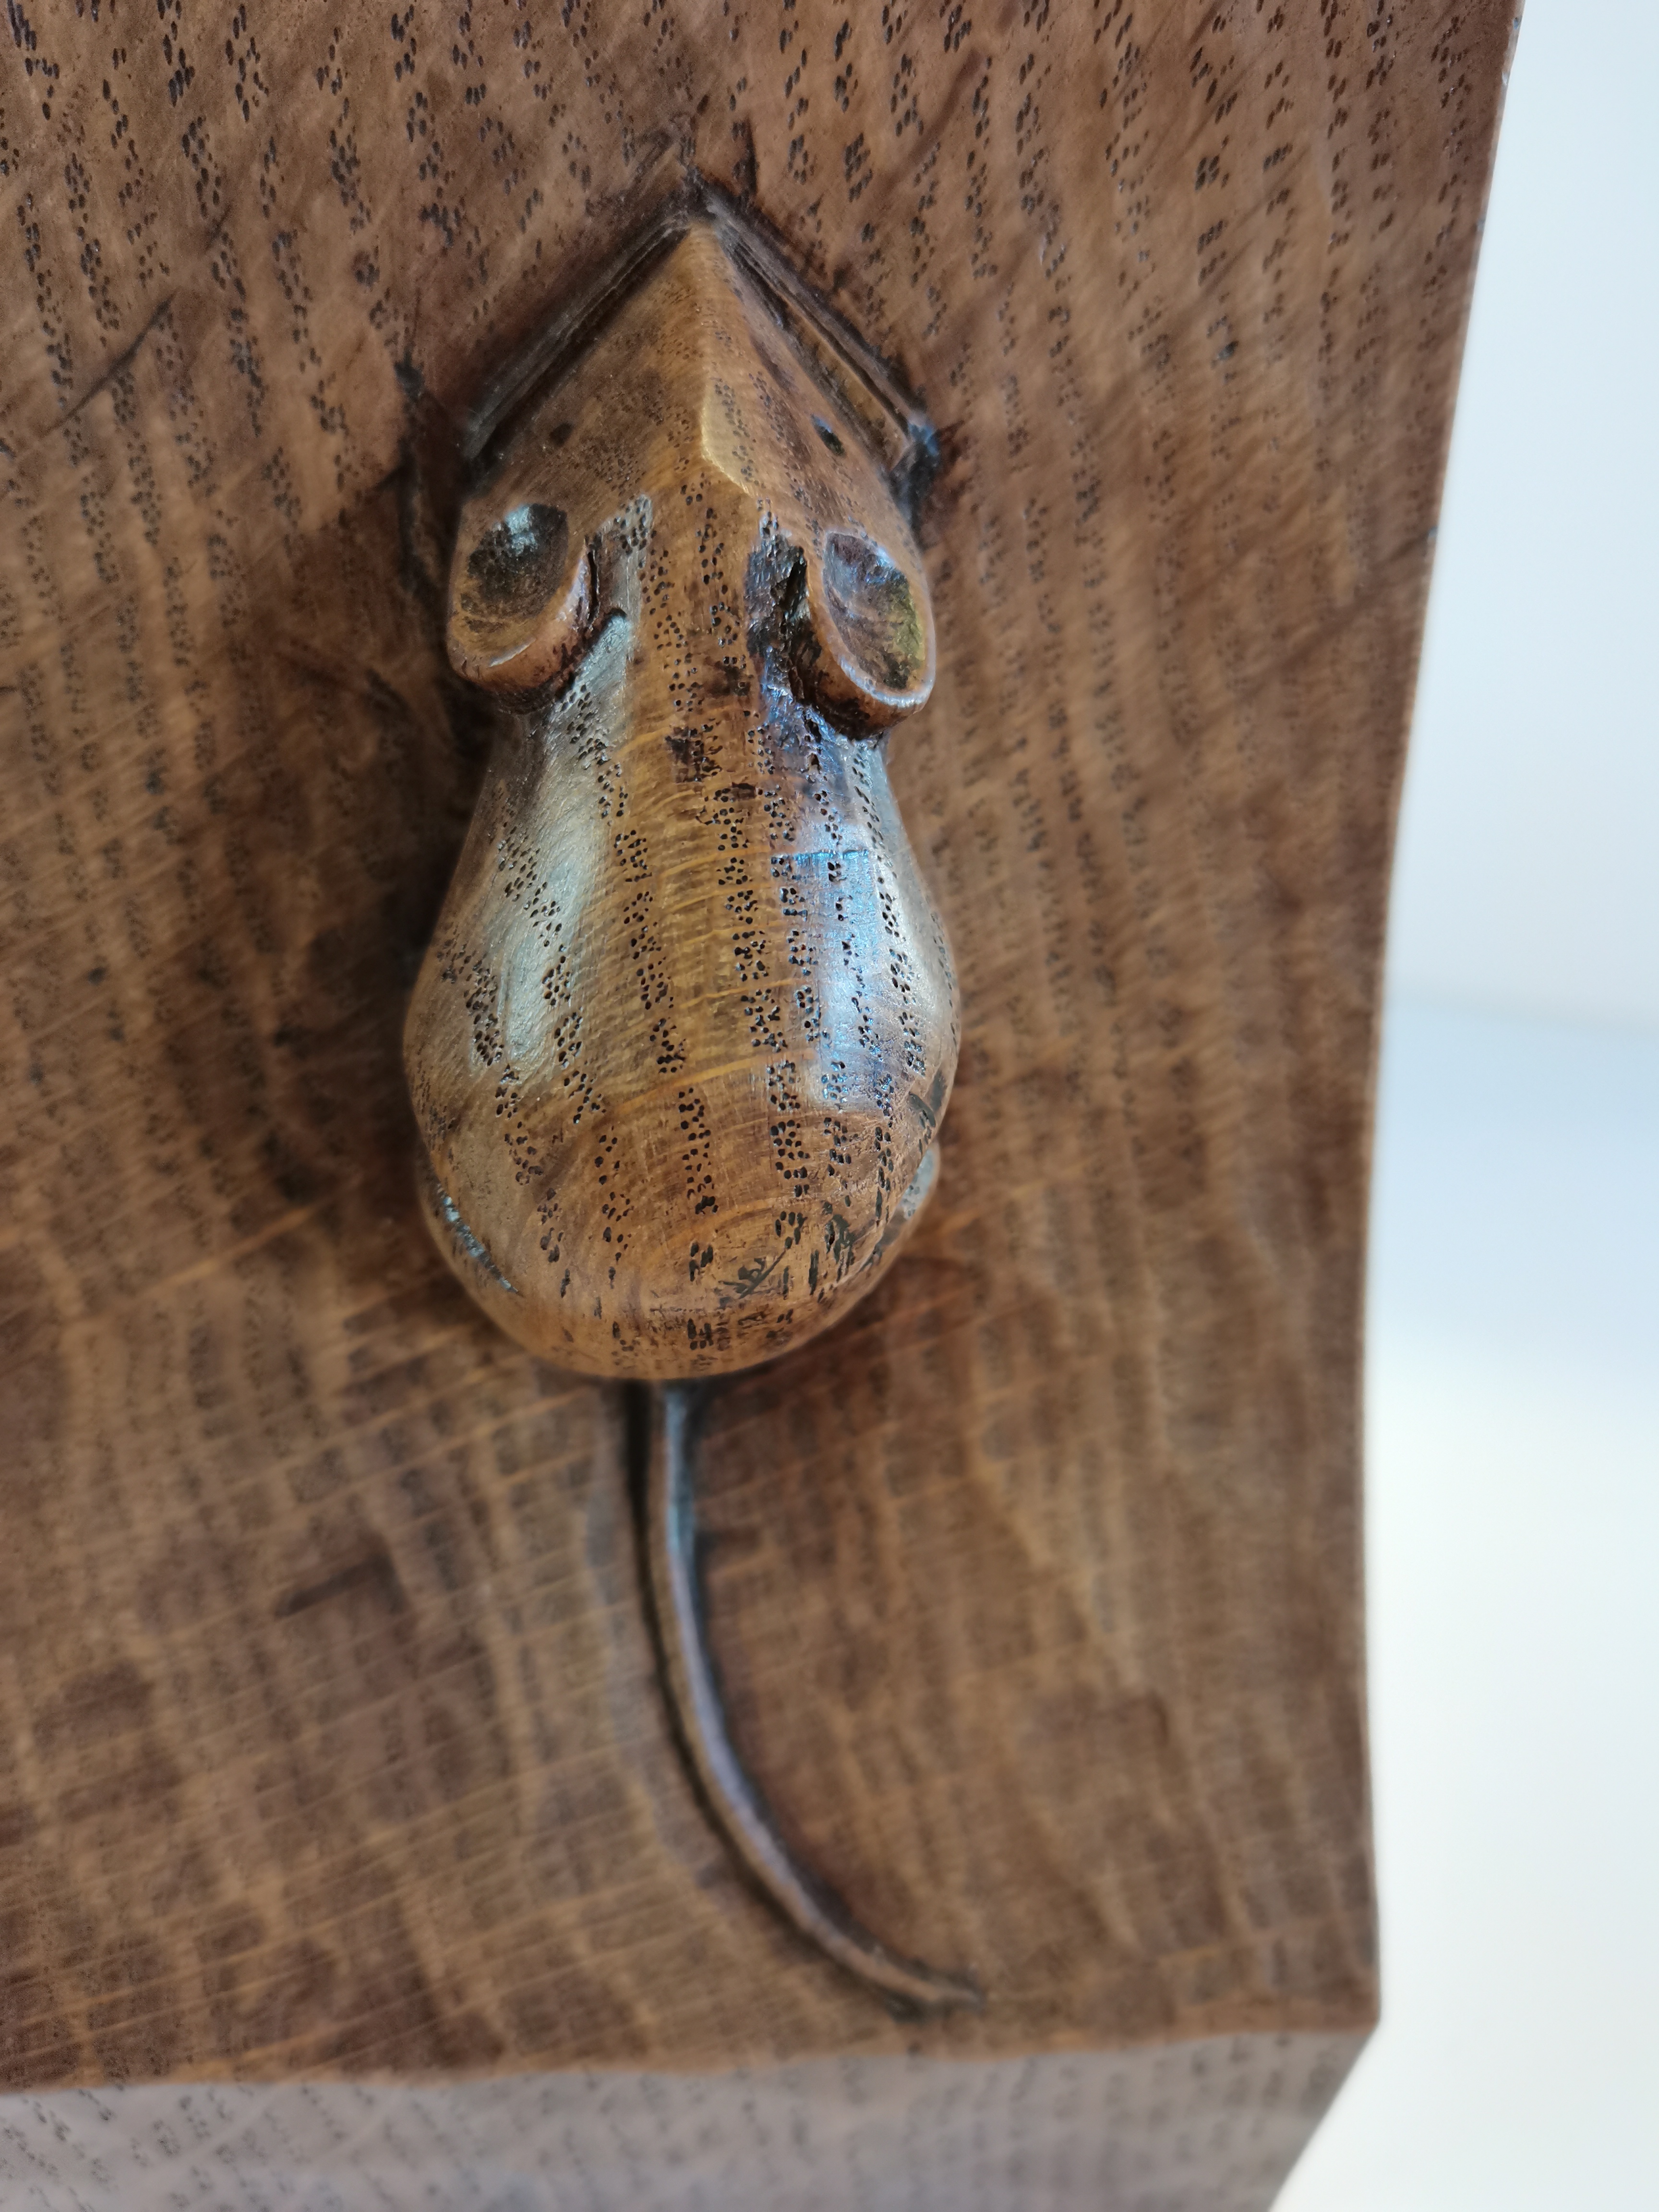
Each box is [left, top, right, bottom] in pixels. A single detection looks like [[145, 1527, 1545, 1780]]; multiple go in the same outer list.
[[405, 214, 957, 1382]]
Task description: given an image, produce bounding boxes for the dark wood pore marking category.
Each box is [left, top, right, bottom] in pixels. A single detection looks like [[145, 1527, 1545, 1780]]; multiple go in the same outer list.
[[274, 1550, 408, 1620]]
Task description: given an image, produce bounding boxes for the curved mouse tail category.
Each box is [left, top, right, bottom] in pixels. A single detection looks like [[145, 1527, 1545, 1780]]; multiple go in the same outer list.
[[634, 1380, 983, 2015]]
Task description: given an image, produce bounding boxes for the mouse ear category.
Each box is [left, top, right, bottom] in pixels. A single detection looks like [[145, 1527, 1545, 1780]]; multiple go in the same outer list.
[[793, 526, 935, 734], [447, 497, 594, 692]]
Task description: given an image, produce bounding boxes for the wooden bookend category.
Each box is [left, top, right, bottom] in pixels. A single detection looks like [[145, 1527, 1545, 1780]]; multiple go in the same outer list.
[[0, 2, 1516, 2204]]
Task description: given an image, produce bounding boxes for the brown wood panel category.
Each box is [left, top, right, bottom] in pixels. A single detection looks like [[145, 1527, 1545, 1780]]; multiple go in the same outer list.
[[0, 0, 1514, 2089]]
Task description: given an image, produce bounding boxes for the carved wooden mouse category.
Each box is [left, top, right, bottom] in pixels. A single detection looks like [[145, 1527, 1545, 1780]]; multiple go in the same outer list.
[[406, 212, 976, 2011], [405, 218, 957, 1382]]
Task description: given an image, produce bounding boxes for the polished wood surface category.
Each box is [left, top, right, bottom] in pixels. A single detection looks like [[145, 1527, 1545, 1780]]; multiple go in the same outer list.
[[0, 0, 1514, 2100], [411, 212, 955, 1379]]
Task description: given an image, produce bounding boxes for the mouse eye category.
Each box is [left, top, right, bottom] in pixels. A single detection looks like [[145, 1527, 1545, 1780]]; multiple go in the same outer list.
[[462, 503, 568, 622], [793, 526, 934, 734], [820, 530, 926, 697], [448, 498, 594, 691]]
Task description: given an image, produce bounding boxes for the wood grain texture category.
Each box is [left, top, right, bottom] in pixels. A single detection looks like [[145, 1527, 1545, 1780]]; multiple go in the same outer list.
[[0, 0, 1514, 2094]]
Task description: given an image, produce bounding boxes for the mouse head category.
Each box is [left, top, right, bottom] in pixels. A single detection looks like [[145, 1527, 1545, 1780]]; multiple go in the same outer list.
[[447, 223, 935, 730]]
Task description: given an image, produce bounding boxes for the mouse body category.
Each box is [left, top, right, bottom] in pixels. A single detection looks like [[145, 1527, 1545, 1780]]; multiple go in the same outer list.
[[406, 220, 956, 1380]]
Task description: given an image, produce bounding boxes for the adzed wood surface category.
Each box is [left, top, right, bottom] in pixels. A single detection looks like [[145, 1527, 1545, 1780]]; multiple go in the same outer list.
[[1, 0, 1513, 2095]]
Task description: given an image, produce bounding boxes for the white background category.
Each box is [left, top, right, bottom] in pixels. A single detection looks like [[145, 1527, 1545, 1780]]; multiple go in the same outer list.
[[1279, 0, 1659, 2203], [1385, 0, 1659, 1031]]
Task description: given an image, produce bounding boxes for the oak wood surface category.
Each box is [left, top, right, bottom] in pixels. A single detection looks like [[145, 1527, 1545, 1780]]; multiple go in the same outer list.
[[0, 0, 1513, 2098]]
